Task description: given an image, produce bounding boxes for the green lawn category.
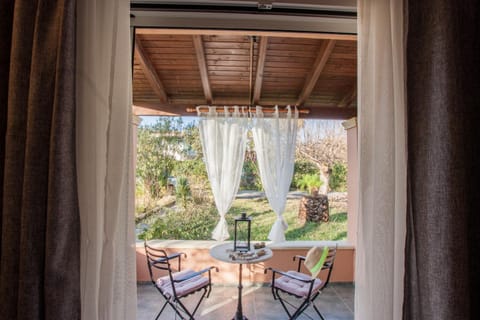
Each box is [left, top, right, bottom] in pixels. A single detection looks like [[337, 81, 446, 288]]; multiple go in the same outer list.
[[229, 198, 347, 241], [139, 197, 347, 241]]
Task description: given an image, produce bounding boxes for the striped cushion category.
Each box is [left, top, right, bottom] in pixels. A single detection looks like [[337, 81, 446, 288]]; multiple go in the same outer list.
[[275, 271, 322, 298], [156, 269, 209, 299]]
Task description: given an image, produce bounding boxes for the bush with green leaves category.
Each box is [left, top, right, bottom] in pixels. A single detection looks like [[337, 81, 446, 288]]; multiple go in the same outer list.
[[136, 118, 184, 201], [291, 160, 319, 189], [175, 176, 191, 209], [172, 159, 207, 181], [139, 206, 218, 240], [329, 162, 347, 192], [240, 159, 262, 191], [297, 173, 323, 195]]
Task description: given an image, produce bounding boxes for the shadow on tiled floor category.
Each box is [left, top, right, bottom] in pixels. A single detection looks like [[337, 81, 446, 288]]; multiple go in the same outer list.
[[137, 282, 354, 320]]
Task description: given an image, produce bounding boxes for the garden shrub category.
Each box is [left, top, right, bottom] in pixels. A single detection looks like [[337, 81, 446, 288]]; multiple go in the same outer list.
[[172, 159, 207, 180], [175, 176, 191, 209], [297, 173, 323, 195], [329, 162, 347, 192], [292, 160, 319, 189], [240, 160, 262, 191], [140, 205, 218, 240]]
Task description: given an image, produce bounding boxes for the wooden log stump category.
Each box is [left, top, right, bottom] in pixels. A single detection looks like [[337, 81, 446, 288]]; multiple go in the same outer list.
[[298, 194, 329, 224]]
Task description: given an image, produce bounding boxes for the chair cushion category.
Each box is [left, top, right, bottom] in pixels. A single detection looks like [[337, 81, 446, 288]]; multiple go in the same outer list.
[[156, 269, 209, 299], [275, 271, 322, 298]]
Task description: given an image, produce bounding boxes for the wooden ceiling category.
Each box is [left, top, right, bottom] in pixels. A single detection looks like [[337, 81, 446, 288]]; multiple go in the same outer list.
[[133, 29, 357, 119]]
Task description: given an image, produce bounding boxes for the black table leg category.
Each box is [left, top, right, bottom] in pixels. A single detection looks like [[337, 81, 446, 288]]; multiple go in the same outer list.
[[233, 263, 247, 320]]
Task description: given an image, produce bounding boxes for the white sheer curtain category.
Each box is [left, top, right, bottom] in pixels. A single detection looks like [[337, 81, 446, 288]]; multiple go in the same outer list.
[[76, 0, 137, 319], [251, 106, 298, 242], [198, 106, 249, 241], [355, 0, 407, 319]]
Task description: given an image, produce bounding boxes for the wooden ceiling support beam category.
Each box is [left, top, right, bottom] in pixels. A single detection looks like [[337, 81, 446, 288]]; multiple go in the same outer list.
[[193, 35, 213, 104], [306, 106, 356, 119], [338, 83, 357, 107], [296, 39, 336, 106], [135, 38, 168, 103], [252, 36, 269, 104]]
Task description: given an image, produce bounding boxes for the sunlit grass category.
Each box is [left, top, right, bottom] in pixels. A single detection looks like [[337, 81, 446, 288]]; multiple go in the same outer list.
[[140, 197, 347, 241], [227, 198, 347, 241]]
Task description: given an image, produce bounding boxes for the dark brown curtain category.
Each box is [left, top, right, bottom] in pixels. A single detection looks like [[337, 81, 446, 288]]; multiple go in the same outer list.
[[0, 1, 80, 319], [404, 1, 480, 319]]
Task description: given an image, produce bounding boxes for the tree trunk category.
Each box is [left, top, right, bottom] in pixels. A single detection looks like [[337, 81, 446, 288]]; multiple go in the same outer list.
[[298, 194, 329, 223]]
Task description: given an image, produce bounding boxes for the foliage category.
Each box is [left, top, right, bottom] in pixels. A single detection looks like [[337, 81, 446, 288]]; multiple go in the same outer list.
[[136, 118, 184, 201], [296, 174, 323, 195], [240, 134, 262, 191], [240, 159, 262, 191], [172, 159, 207, 181], [135, 182, 149, 214], [136, 118, 209, 212], [136, 117, 349, 242], [182, 121, 203, 160], [291, 160, 319, 189], [139, 198, 347, 241], [139, 205, 218, 240], [175, 177, 191, 209], [329, 162, 348, 192]]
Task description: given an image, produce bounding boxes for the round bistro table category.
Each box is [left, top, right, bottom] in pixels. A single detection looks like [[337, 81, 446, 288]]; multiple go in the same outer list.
[[209, 243, 273, 320]]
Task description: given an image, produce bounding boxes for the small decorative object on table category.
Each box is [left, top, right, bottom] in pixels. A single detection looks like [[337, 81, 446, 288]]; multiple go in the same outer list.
[[234, 212, 251, 252], [256, 249, 267, 257], [253, 241, 266, 249], [228, 250, 257, 261]]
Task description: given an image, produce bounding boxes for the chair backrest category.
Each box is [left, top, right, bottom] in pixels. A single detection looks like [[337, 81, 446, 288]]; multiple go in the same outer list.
[[319, 245, 337, 289], [144, 241, 183, 285]]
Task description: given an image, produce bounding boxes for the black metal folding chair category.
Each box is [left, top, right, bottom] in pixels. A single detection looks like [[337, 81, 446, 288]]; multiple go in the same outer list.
[[264, 245, 337, 320], [144, 241, 219, 320]]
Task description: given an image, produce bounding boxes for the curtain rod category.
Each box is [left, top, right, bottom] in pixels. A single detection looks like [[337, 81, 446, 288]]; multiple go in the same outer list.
[[186, 106, 310, 114]]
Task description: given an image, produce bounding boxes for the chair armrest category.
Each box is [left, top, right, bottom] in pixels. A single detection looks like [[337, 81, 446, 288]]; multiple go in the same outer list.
[[173, 266, 219, 283], [169, 252, 186, 271], [264, 267, 314, 283], [293, 255, 306, 272], [293, 255, 306, 262], [167, 252, 187, 260]]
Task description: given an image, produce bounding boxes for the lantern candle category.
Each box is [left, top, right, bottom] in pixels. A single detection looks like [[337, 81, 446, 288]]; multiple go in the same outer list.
[[234, 212, 251, 252]]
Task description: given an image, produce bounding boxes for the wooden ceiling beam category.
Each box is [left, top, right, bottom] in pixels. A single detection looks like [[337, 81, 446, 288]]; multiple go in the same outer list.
[[134, 38, 168, 103], [133, 103, 186, 116], [252, 36, 269, 104], [192, 35, 213, 104], [306, 106, 356, 119], [337, 83, 357, 107], [296, 39, 336, 106]]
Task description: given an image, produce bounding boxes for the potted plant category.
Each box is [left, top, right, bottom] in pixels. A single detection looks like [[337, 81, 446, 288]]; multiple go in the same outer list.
[[297, 174, 323, 196], [297, 174, 329, 223]]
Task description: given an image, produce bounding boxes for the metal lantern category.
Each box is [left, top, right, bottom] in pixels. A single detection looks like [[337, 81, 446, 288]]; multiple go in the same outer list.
[[234, 212, 251, 252]]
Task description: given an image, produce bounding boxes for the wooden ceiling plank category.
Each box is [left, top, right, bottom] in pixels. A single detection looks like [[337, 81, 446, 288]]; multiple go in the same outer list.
[[337, 83, 357, 107], [253, 36, 269, 104], [135, 38, 168, 103], [296, 39, 336, 106], [193, 35, 213, 104]]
